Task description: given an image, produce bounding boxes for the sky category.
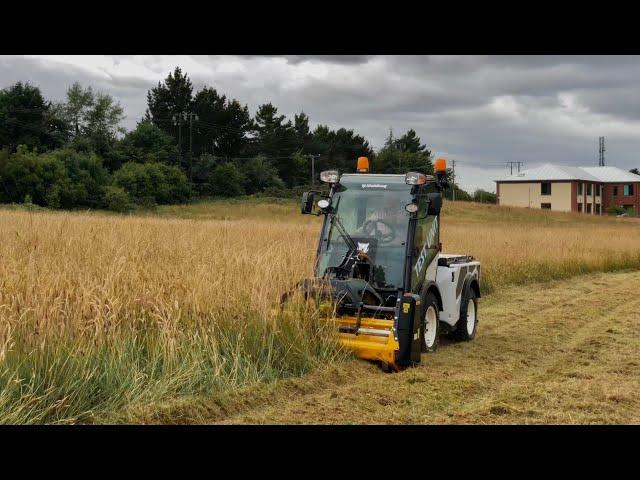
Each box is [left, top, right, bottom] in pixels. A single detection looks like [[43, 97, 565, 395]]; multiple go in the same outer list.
[[2, 55, 640, 193]]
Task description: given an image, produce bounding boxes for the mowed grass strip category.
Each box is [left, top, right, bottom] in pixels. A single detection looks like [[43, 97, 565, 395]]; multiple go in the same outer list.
[[209, 270, 640, 425]]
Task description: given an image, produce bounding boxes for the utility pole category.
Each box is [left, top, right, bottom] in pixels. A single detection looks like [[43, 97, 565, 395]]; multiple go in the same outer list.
[[308, 154, 320, 185], [599, 136, 606, 166], [172, 113, 184, 164], [451, 159, 456, 201], [187, 113, 199, 182], [506, 161, 523, 175]]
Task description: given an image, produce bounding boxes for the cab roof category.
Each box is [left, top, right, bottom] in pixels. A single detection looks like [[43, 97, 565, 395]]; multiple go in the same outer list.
[[340, 173, 408, 184]]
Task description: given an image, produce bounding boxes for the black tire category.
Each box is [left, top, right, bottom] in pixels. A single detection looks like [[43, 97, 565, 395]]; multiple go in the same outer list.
[[454, 286, 478, 342], [420, 292, 440, 353]]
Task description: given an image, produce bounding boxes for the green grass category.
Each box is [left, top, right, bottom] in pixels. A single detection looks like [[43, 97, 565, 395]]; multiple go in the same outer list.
[[0, 305, 342, 424]]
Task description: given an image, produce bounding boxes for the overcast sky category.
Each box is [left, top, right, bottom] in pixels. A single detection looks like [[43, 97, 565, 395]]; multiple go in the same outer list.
[[2, 55, 640, 192]]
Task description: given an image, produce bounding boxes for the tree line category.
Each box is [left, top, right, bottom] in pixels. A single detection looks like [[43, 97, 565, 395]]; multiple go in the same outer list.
[[0, 67, 491, 211]]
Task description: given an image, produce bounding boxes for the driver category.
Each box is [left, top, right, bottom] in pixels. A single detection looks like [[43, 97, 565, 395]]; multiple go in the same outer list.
[[358, 197, 405, 245]]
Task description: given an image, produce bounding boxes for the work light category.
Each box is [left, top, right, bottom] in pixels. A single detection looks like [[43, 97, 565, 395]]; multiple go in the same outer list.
[[320, 170, 339, 184], [405, 171, 427, 185]]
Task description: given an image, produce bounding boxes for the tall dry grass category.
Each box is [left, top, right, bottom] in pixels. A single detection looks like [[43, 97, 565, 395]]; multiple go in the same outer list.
[[2, 199, 640, 422], [441, 202, 640, 292], [0, 207, 339, 423]]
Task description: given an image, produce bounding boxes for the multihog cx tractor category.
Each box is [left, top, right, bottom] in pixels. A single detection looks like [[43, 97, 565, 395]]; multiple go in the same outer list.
[[296, 157, 481, 371]]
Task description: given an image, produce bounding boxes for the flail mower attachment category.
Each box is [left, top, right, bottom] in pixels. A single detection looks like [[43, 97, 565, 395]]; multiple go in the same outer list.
[[280, 277, 422, 371]]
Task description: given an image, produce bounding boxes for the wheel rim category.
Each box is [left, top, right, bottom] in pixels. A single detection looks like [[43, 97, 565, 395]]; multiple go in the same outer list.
[[466, 298, 476, 335], [424, 306, 438, 348]]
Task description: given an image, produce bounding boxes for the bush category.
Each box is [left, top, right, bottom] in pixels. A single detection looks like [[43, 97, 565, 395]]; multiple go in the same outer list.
[[113, 162, 191, 205], [209, 162, 245, 197], [0, 145, 67, 206], [47, 148, 110, 209], [104, 186, 133, 212], [242, 155, 285, 194], [607, 205, 626, 216], [472, 189, 497, 204], [0, 146, 110, 209]]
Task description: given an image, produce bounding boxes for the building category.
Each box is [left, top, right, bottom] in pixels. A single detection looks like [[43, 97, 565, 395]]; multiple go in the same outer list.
[[495, 164, 640, 214]]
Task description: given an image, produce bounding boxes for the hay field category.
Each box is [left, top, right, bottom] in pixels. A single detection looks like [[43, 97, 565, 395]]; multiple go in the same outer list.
[[1, 199, 640, 423]]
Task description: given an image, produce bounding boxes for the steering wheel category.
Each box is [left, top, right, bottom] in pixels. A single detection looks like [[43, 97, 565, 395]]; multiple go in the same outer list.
[[362, 219, 396, 243]]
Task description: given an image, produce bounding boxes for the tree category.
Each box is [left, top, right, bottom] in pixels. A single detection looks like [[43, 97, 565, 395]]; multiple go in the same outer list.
[[250, 103, 298, 157], [0, 82, 68, 152], [250, 103, 299, 185], [146, 67, 194, 148], [443, 182, 472, 201], [115, 120, 179, 168], [630, 168, 640, 175], [192, 87, 252, 158], [394, 128, 430, 154], [55, 82, 125, 159], [83, 92, 125, 157], [309, 124, 373, 175], [63, 82, 94, 138], [294, 111, 313, 152]]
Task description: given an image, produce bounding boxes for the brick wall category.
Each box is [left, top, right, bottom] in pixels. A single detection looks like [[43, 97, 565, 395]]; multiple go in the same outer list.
[[602, 182, 640, 213]]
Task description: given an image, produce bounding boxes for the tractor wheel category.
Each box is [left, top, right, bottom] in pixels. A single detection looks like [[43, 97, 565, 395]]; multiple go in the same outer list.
[[453, 286, 478, 342], [420, 292, 440, 353]]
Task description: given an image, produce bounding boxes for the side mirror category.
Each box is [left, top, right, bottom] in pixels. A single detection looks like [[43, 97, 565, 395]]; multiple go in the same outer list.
[[435, 170, 450, 189], [427, 192, 442, 216], [301, 191, 315, 214]]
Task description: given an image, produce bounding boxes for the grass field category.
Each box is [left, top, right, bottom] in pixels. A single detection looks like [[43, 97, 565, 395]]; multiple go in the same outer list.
[[1, 198, 639, 423]]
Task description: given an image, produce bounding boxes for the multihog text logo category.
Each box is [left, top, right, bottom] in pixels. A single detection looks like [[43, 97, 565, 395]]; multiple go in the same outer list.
[[361, 184, 387, 189], [414, 217, 438, 277]]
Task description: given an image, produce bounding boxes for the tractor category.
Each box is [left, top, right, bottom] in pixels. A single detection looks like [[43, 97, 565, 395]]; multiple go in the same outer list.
[[295, 156, 481, 371]]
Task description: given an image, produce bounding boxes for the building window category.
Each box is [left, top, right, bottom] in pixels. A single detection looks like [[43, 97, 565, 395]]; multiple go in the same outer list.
[[595, 204, 601, 215], [541, 183, 552, 195], [577, 203, 582, 212], [595, 184, 601, 197], [541, 203, 551, 209], [587, 184, 592, 196], [624, 184, 634, 196], [577, 183, 583, 195], [613, 186, 618, 196], [586, 204, 592, 214]]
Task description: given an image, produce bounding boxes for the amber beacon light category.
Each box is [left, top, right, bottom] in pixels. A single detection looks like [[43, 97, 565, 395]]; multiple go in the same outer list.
[[435, 158, 447, 172], [357, 156, 369, 173]]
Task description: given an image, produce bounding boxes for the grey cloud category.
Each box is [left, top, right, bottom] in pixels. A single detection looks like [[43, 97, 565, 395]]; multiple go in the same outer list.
[[233, 55, 373, 65], [4, 55, 640, 192]]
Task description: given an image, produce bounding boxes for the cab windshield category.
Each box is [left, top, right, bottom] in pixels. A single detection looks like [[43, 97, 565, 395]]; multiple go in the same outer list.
[[316, 176, 413, 289]]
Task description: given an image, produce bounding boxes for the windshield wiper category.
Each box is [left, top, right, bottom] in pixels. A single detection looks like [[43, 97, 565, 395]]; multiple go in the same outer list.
[[330, 211, 358, 253]]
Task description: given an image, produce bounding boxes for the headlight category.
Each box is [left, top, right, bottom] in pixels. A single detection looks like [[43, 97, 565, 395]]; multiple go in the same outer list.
[[405, 203, 419, 213], [317, 199, 330, 209], [320, 170, 340, 184], [405, 171, 427, 185]]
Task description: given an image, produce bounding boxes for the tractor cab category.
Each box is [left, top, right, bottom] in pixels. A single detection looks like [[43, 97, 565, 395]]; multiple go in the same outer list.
[[296, 157, 481, 371]]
